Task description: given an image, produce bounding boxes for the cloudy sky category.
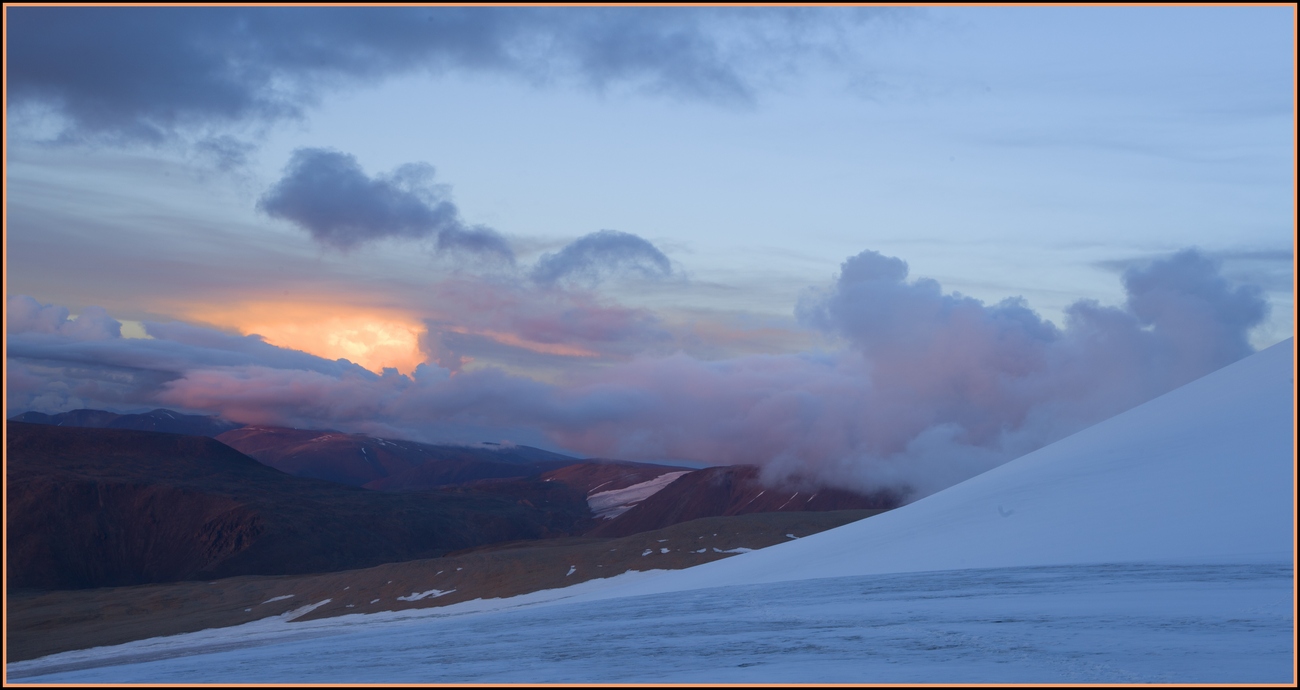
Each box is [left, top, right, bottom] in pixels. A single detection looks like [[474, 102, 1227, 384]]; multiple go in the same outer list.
[[5, 6, 1294, 498]]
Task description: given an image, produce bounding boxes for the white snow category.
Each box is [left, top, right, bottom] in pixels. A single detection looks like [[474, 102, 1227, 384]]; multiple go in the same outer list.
[[566, 566, 576, 577], [10, 564, 1288, 684], [586, 471, 690, 519], [260, 595, 294, 604], [396, 590, 454, 602], [8, 340, 1293, 683], [281, 600, 330, 622]]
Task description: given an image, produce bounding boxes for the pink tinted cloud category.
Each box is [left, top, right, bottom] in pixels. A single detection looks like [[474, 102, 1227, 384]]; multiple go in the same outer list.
[[419, 278, 671, 370]]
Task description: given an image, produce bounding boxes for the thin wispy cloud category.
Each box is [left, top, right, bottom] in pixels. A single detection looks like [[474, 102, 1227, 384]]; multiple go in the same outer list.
[[532, 230, 673, 286]]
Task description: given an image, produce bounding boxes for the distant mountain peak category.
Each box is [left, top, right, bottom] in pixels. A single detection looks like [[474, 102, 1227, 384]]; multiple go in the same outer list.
[[8, 407, 243, 438]]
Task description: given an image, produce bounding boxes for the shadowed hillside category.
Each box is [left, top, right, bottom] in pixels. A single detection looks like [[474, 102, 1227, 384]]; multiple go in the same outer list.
[[6, 423, 594, 589], [216, 425, 581, 488]]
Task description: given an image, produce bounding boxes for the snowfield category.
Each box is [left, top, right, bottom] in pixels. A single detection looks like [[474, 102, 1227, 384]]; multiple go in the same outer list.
[[7, 339, 1294, 684], [587, 471, 691, 519]]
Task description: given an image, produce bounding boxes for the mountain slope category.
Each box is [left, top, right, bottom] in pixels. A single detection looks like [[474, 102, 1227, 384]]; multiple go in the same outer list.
[[586, 464, 899, 537], [216, 426, 580, 488], [6, 423, 594, 589]]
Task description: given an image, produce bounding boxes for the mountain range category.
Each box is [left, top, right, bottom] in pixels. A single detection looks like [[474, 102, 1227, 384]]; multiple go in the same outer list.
[[6, 409, 897, 591]]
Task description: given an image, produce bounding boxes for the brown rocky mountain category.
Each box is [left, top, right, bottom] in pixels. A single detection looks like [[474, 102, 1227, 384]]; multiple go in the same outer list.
[[6, 418, 897, 598], [216, 425, 582, 488], [6, 422, 594, 590], [587, 464, 901, 538]]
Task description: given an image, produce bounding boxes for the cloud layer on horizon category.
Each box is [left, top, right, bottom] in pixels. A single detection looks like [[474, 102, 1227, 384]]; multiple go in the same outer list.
[[6, 248, 1273, 501]]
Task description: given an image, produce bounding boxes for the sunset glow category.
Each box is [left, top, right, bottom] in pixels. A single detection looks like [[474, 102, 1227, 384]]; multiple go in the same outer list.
[[183, 303, 426, 375]]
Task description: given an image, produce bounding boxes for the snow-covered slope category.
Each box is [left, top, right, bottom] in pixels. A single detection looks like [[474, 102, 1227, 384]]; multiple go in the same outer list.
[[578, 337, 1294, 600]]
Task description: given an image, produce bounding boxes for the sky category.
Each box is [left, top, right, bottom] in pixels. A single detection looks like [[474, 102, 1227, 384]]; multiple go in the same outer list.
[[5, 6, 1295, 499]]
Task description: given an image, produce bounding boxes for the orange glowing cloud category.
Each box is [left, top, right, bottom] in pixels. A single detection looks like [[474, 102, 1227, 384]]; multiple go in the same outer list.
[[181, 301, 426, 375]]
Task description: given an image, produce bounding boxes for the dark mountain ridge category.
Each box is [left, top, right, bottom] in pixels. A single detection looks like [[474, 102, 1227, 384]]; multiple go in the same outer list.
[[216, 425, 584, 489], [6, 422, 594, 590], [10, 407, 243, 437]]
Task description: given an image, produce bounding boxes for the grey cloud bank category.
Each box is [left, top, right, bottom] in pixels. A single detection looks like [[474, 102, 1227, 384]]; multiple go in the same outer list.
[[7, 6, 893, 144]]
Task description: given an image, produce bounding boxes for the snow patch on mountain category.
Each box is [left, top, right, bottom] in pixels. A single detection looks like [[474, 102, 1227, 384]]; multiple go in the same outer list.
[[587, 471, 690, 519]]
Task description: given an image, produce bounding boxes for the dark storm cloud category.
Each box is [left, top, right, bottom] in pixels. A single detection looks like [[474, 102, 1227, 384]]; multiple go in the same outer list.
[[532, 230, 673, 285], [7, 6, 894, 143], [257, 148, 513, 257]]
